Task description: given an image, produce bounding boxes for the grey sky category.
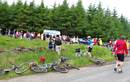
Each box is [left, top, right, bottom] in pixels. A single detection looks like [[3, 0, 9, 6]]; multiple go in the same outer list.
[[3, 0, 130, 20]]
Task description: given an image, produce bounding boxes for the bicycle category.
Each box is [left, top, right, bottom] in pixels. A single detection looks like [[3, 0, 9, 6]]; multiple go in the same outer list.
[[29, 58, 69, 73], [50, 61, 69, 73], [63, 63, 80, 70], [29, 62, 48, 73], [51, 56, 79, 73], [28, 56, 79, 73], [89, 56, 106, 65], [29, 56, 72, 73], [84, 51, 106, 65], [0, 62, 29, 75]]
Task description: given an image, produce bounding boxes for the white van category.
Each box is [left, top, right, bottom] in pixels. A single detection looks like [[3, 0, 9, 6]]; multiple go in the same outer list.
[[43, 30, 61, 36]]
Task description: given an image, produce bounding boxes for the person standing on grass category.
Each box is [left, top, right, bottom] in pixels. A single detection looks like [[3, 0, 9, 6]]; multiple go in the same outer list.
[[98, 38, 103, 46], [86, 36, 94, 57], [48, 36, 53, 50], [113, 36, 128, 73], [55, 35, 62, 55]]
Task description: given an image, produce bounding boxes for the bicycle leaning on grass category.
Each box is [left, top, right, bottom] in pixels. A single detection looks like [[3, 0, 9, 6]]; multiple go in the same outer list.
[[49, 56, 80, 73], [28, 57, 70, 73], [29, 56, 80, 73], [0, 61, 29, 75]]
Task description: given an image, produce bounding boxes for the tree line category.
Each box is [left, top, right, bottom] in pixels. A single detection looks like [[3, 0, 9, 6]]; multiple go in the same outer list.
[[0, 0, 130, 41]]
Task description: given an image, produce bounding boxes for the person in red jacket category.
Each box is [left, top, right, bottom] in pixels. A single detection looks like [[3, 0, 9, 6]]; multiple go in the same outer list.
[[113, 36, 128, 73]]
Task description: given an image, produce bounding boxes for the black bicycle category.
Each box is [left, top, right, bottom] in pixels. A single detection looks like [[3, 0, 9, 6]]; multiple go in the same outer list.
[[51, 56, 79, 73]]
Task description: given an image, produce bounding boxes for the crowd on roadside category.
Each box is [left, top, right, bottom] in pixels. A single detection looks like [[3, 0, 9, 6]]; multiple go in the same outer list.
[[0, 29, 129, 56], [0, 29, 79, 43]]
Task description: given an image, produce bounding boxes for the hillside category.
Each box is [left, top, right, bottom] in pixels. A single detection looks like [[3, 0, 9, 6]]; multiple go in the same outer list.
[[0, 36, 113, 79]]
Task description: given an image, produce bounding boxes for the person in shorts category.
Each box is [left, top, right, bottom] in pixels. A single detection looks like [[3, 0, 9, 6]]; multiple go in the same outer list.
[[113, 36, 128, 73]]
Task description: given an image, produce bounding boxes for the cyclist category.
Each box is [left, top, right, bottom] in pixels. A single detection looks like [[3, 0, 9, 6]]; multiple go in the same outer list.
[[113, 36, 128, 73]]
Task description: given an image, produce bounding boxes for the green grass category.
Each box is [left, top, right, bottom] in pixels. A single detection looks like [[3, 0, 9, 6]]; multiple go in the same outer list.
[[0, 36, 114, 79], [92, 45, 114, 61]]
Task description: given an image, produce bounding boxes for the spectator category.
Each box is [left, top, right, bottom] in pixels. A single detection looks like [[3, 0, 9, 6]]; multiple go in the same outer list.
[[99, 38, 103, 46], [86, 36, 94, 57], [55, 35, 62, 55], [48, 36, 54, 50]]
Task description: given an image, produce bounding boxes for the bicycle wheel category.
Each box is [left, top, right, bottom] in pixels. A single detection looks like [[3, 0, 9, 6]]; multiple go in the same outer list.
[[65, 64, 80, 70], [53, 66, 69, 73], [31, 65, 48, 73], [15, 62, 29, 74]]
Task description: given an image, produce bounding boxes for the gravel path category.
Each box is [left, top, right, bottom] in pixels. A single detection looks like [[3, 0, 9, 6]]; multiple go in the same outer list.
[[1, 58, 130, 82]]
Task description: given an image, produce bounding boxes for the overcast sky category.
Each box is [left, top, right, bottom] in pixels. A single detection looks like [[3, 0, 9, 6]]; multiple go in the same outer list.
[[3, 0, 130, 20]]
